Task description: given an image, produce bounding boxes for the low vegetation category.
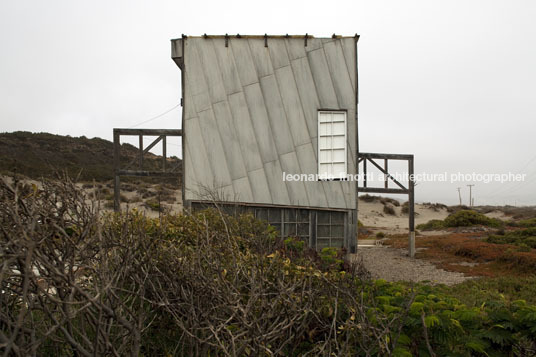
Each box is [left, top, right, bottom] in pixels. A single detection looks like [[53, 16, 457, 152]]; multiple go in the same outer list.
[[487, 227, 536, 250], [2, 177, 536, 355], [417, 209, 504, 230], [0, 131, 181, 184]]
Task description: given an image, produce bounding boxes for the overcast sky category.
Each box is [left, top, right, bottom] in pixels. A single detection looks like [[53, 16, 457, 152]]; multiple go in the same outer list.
[[1, 0, 535, 205]]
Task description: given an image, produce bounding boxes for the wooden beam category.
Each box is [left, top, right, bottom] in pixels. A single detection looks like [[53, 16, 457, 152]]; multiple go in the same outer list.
[[367, 158, 407, 191], [114, 128, 182, 136], [117, 170, 180, 177], [357, 187, 409, 194], [359, 152, 413, 160]]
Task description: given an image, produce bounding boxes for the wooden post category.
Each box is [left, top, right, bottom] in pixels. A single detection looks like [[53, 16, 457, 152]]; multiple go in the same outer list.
[[408, 156, 415, 258], [162, 135, 167, 172], [363, 159, 367, 188], [138, 135, 143, 170], [113, 130, 120, 212], [384, 159, 388, 189]]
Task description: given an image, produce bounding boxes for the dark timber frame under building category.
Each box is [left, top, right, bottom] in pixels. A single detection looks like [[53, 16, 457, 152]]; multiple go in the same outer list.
[[113, 34, 416, 257]]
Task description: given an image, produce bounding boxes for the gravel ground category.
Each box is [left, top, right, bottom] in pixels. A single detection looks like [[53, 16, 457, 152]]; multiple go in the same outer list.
[[350, 247, 470, 286]]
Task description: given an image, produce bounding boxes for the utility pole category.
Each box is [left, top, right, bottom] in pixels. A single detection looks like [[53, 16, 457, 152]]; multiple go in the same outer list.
[[467, 184, 474, 207], [457, 187, 462, 206]]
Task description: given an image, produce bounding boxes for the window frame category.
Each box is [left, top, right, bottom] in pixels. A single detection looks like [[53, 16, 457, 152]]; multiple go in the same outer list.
[[317, 110, 348, 180]]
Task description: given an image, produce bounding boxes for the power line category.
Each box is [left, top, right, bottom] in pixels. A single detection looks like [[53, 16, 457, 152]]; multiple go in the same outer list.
[[128, 102, 181, 128]]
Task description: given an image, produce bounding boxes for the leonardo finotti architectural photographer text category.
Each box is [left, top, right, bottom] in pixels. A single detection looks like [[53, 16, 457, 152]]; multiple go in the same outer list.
[[282, 172, 527, 184]]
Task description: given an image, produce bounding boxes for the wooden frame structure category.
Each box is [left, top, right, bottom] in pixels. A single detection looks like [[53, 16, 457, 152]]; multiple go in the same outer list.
[[357, 152, 416, 257], [113, 128, 183, 211]]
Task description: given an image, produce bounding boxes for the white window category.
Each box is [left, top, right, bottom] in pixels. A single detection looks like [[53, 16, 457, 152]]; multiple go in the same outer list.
[[318, 111, 347, 179]]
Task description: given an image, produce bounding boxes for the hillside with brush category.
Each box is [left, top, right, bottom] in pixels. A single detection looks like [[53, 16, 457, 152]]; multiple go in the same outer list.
[[0, 131, 181, 182]]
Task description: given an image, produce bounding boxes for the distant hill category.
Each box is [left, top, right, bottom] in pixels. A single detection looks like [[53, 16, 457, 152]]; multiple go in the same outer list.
[[0, 131, 181, 183]]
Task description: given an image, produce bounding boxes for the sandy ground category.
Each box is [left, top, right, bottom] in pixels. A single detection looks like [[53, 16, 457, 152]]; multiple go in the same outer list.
[[351, 247, 470, 285]]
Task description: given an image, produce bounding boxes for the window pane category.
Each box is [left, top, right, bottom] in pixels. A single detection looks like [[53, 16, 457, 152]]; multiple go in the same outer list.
[[318, 211, 330, 224], [298, 209, 309, 222], [319, 150, 331, 163], [319, 122, 331, 136], [318, 225, 330, 237], [319, 137, 332, 150], [268, 208, 281, 223], [284, 208, 296, 222], [333, 135, 345, 149], [333, 149, 345, 162], [332, 112, 346, 122], [319, 163, 331, 177], [319, 113, 331, 123], [256, 208, 268, 221], [333, 122, 345, 135], [284, 223, 296, 236], [331, 225, 344, 238], [331, 212, 345, 224], [298, 223, 309, 236], [333, 163, 346, 177]]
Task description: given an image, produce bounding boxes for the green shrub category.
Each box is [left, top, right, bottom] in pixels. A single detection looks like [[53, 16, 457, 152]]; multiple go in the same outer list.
[[444, 210, 504, 228], [418, 210, 505, 230], [487, 227, 536, 249], [417, 219, 445, 231], [376, 232, 386, 239]]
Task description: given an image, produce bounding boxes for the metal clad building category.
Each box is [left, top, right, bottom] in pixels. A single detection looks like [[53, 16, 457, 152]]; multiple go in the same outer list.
[[172, 35, 359, 252]]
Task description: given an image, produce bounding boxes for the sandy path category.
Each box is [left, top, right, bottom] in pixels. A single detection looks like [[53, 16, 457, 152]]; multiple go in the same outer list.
[[351, 247, 469, 286]]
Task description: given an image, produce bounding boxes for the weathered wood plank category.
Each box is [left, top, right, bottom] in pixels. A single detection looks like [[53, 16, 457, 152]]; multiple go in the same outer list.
[[268, 39, 290, 69], [340, 38, 356, 92], [243, 83, 278, 163], [212, 38, 243, 95], [184, 118, 216, 195], [263, 160, 290, 205], [259, 75, 294, 155], [229, 40, 258, 86], [307, 48, 339, 109], [193, 39, 227, 103], [247, 38, 274, 78], [290, 57, 321, 143], [279, 151, 309, 206], [212, 101, 248, 180], [227, 92, 264, 172], [323, 40, 355, 110], [248, 167, 273, 204], [274, 66, 311, 147], [322, 180, 348, 209], [295, 143, 328, 207], [232, 176, 254, 203], [285, 38, 306, 60], [197, 109, 233, 188]]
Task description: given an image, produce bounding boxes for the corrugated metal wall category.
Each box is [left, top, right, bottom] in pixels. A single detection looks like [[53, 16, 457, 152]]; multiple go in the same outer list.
[[177, 36, 357, 210]]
